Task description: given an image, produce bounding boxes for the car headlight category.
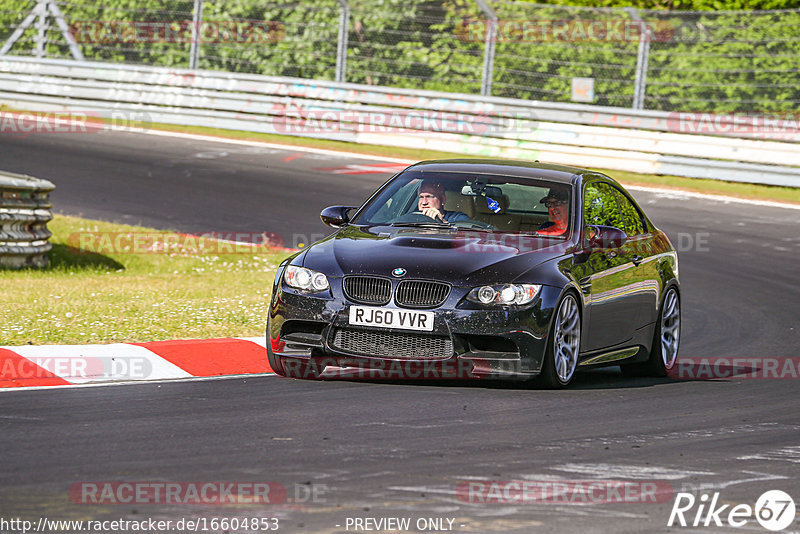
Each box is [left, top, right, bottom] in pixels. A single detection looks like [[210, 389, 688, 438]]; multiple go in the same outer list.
[[284, 265, 329, 292], [467, 284, 541, 306]]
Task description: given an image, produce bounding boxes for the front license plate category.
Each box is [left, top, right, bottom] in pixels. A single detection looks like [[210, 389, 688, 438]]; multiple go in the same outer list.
[[348, 305, 434, 332]]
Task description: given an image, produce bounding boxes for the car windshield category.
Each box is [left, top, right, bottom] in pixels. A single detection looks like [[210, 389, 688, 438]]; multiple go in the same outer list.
[[352, 170, 572, 237]]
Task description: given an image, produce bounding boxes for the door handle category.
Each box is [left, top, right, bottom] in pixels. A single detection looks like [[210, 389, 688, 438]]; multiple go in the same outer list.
[[631, 254, 643, 266], [579, 277, 591, 295]]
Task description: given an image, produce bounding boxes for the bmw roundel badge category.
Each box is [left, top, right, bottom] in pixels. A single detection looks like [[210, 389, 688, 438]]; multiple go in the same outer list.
[[392, 267, 407, 277]]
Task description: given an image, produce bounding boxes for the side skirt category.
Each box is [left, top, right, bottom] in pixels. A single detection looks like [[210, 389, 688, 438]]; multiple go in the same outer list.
[[579, 346, 642, 368]]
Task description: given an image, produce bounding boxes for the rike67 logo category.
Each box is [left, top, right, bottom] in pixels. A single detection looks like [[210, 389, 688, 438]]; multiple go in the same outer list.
[[669, 490, 796, 531]]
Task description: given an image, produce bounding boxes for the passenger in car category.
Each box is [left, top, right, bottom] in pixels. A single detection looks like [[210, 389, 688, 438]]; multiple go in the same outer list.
[[537, 189, 570, 235]]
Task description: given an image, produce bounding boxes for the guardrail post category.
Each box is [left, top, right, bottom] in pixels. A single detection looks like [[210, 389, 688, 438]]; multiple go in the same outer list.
[[189, 0, 204, 69], [474, 0, 497, 97], [1, 0, 84, 60], [47, 1, 85, 61], [1, 10, 36, 55], [0, 171, 55, 269], [627, 7, 651, 110], [34, 0, 48, 58], [335, 0, 350, 83]]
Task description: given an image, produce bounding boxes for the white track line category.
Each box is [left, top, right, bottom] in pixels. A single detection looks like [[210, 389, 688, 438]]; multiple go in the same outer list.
[[141, 128, 415, 163], [2, 337, 275, 392], [625, 185, 800, 210], [8, 112, 798, 209], [237, 336, 267, 348], [8, 343, 192, 384], [0, 371, 278, 393], [140, 128, 800, 211]]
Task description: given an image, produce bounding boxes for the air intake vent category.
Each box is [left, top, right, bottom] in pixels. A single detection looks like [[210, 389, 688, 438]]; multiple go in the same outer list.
[[395, 280, 450, 308], [343, 276, 392, 305], [332, 329, 453, 359]]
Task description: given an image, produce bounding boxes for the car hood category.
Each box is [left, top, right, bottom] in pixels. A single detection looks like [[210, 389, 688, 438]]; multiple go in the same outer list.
[[300, 225, 572, 285]]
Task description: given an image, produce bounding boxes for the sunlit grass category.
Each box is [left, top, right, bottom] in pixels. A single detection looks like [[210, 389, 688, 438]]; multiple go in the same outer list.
[[0, 215, 294, 346]]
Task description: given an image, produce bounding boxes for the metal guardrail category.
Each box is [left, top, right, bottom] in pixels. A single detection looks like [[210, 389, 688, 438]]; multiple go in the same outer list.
[[2, 1, 799, 113], [0, 57, 798, 187], [0, 170, 55, 268]]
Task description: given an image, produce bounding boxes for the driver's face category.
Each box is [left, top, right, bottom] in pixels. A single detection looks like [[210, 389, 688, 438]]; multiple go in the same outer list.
[[418, 192, 442, 211]]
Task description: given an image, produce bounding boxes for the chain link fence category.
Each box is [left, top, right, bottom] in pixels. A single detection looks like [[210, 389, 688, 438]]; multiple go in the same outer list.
[[1, 0, 799, 112]]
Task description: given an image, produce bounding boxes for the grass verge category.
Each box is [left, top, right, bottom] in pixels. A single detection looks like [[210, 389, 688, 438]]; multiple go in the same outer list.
[[0, 215, 294, 346]]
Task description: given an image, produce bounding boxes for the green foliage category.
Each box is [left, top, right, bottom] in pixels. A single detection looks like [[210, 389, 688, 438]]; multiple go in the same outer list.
[[0, 0, 797, 112], [199, 0, 340, 77], [524, 0, 800, 9], [642, 9, 800, 111]]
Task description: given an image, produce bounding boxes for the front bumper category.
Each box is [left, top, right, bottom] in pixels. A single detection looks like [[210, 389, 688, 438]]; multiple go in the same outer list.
[[267, 280, 562, 380]]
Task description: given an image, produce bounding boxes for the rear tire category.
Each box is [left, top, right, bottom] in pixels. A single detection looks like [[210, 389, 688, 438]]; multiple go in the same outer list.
[[537, 292, 581, 389], [621, 287, 681, 378]]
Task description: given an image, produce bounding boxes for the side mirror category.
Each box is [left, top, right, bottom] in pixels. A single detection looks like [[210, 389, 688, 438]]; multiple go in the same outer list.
[[585, 225, 628, 250], [320, 206, 356, 228]]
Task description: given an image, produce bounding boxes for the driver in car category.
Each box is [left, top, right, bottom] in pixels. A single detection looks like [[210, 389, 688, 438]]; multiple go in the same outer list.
[[417, 180, 470, 223], [537, 189, 570, 236]]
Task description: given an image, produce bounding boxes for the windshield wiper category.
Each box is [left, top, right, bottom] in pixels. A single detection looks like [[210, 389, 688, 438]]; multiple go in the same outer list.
[[391, 221, 453, 229], [457, 226, 493, 233]]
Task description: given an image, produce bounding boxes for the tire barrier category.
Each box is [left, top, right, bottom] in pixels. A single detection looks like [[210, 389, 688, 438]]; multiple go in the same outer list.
[[0, 170, 55, 269]]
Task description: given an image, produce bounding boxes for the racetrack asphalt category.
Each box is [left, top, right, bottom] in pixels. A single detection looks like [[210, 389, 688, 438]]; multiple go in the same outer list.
[[1, 129, 799, 533]]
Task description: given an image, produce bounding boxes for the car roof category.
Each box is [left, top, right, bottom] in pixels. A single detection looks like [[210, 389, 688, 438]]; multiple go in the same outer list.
[[406, 159, 592, 184]]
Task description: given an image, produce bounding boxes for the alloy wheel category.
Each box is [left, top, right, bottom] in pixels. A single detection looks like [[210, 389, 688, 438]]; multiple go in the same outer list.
[[553, 295, 581, 383], [660, 288, 680, 370]]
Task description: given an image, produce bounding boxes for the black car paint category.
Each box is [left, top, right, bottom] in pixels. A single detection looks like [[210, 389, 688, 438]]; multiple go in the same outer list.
[[267, 160, 679, 381]]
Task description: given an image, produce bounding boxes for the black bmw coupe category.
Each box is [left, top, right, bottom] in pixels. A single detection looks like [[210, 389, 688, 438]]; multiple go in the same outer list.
[[267, 159, 680, 387]]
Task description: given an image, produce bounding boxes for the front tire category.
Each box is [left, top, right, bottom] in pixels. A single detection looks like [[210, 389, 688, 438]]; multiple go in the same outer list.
[[267, 325, 323, 379], [621, 287, 681, 378], [266, 329, 287, 377], [537, 292, 582, 388]]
